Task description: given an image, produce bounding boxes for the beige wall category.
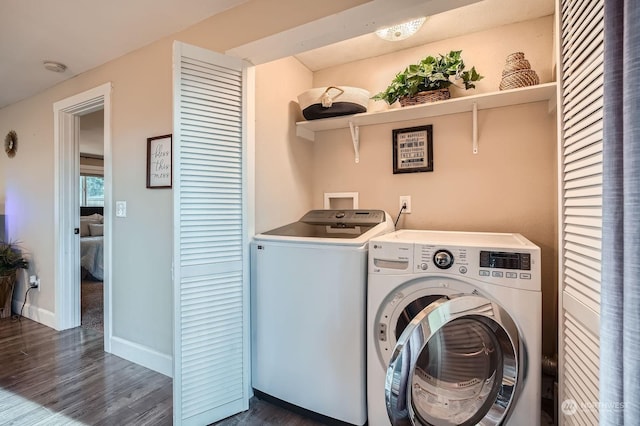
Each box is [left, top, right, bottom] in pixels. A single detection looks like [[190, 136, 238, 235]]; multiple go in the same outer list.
[[0, 0, 367, 359], [309, 16, 558, 355], [0, 96, 56, 312], [0, 0, 558, 364], [255, 58, 315, 233], [80, 110, 105, 157]]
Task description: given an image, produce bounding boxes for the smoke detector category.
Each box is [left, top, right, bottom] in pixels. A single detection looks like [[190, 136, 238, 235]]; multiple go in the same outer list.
[[43, 61, 67, 73]]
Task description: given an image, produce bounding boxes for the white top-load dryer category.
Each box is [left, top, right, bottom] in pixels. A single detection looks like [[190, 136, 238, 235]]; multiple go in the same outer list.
[[252, 209, 394, 425], [367, 230, 541, 426]]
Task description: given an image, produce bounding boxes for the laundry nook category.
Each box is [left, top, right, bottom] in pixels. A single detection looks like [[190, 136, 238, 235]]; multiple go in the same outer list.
[[0, 0, 619, 425]]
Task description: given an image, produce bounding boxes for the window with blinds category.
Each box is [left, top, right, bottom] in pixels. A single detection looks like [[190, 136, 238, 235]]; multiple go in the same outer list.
[[558, 0, 604, 424]]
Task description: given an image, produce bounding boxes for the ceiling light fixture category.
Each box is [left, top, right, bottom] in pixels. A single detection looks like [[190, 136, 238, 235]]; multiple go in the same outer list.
[[375, 17, 427, 42], [43, 61, 67, 73]]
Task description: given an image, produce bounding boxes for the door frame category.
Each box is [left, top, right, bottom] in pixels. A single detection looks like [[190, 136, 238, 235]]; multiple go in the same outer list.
[[53, 82, 112, 351]]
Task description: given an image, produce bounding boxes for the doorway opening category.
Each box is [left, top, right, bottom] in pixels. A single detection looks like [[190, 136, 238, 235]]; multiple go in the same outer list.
[[79, 110, 105, 333], [53, 83, 112, 352]]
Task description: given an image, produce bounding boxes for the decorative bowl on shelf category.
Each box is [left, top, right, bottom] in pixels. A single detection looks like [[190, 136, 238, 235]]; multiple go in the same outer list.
[[297, 86, 370, 120]]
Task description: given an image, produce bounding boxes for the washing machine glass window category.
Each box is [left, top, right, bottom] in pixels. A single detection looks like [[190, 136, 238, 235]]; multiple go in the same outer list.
[[374, 278, 479, 367], [394, 294, 444, 340], [386, 295, 519, 426]]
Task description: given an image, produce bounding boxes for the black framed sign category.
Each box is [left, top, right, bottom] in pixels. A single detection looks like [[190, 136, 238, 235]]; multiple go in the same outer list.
[[146, 134, 172, 188], [392, 125, 433, 174]]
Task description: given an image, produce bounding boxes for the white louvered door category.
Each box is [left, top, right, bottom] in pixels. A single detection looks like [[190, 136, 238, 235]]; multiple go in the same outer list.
[[172, 41, 251, 425], [558, 0, 604, 424]]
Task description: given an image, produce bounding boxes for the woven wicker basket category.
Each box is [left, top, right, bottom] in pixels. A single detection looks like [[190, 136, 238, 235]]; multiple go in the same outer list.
[[505, 52, 526, 62], [502, 58, 532, 74], [399, 88, 451, 106], [499, 69, 540, 90]]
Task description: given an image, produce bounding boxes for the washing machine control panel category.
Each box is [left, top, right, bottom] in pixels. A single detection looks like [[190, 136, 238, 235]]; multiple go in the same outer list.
[[370, 238, 540, 291], [415, 244, 470, 274]]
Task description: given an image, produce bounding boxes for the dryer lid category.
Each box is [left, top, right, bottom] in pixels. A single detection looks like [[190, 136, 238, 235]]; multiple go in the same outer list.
[[262, 209, 387, 239], [385, 295, 520, 426]]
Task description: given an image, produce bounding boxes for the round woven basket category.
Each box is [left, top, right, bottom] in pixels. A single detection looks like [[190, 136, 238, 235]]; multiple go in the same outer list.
[[399, 88, 451, 106], [502, 58, 531, 74], [505, 52, 526, 62], [499, 69, 540, 90], [499, 52, 539, 90]]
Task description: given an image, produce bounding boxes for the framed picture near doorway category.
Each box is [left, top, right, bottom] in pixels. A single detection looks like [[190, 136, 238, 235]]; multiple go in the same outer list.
[[392, 125, 433, 174], [146, 134, 172, 188]]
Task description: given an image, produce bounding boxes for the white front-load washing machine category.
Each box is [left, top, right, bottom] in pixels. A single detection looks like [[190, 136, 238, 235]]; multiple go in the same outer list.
[[367, 230, 541, 426], [252, 209, 394, 425]]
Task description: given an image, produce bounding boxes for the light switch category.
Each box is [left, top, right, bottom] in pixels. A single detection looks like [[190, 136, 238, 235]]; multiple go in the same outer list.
[[116, 201, 127, 217]]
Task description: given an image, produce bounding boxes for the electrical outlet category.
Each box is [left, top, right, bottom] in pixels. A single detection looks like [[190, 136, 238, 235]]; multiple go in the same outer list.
[[399, 195, 412, 213], [29, 275, 40, 290]]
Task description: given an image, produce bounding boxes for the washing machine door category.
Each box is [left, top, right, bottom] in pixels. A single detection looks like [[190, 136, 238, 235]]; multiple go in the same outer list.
[[385, 295, 520, 426]]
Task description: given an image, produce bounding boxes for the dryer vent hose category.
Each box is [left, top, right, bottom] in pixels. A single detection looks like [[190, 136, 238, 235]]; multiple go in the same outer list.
[[542, 354, 558, 377]]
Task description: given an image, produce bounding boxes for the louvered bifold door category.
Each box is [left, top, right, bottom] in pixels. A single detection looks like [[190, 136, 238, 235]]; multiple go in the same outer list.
[[172, 41, 250, 425], [558, 0, 604, 424]]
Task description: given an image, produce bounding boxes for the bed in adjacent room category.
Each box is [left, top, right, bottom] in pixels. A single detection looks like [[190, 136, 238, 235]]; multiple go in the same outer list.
[[80, 206, 104, 281]]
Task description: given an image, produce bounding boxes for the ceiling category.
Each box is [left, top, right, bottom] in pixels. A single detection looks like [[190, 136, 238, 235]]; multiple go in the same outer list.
[[295, 0, 555, 71], [0, 0, 248, 109], [0, 0, 554, 110]]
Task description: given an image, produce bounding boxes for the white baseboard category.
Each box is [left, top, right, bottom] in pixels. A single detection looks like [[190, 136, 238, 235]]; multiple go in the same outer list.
[[10, 298, 172, 378], [110, 336, 173, 378], [12, 299, 56, 329]]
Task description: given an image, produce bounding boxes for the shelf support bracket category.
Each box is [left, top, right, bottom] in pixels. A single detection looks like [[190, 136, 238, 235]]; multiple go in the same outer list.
[[472, 102, 478, 154], [349, 121, 360, 163]]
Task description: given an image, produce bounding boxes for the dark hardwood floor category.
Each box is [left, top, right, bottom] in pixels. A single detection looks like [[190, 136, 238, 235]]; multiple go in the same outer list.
[[214, 398, 326, 426], [0, 316, 556, 425], [0, 316, 172, 425], [0, 317, 326, 426]]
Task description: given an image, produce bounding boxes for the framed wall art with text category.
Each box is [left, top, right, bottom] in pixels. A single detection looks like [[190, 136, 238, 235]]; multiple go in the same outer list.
[[146, 134, 172, 188], [392, 125, 433, 174]]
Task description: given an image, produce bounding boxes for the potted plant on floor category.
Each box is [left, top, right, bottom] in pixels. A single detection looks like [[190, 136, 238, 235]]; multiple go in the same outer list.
[[0, 241, 29, 318], [372, 50, 483, 106]]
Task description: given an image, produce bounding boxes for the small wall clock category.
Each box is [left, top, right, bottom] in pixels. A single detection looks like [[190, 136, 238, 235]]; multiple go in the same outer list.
[[4, 130, 17, 158]]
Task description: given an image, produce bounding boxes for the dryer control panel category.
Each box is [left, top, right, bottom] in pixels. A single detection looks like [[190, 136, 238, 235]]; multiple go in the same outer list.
[[369, 230, 541, 291]]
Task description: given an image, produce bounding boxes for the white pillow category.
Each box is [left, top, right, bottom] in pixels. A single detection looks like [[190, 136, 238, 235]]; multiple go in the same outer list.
[[89, 223, 104, 236], [80, 217, 101, 236]]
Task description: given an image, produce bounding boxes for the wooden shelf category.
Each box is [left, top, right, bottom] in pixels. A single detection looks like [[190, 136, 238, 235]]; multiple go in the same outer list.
[[295, 82, 557, 159]]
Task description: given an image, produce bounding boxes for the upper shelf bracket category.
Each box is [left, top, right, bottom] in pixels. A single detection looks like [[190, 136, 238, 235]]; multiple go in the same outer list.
[[472, 102, 478, 154], [349, 121, 360, 163], [295, 83, 558, 159]]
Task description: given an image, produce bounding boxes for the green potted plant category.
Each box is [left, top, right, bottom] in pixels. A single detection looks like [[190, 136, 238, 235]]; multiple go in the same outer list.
[[372, 50, 483, 106], [0, 241, 29, 318]]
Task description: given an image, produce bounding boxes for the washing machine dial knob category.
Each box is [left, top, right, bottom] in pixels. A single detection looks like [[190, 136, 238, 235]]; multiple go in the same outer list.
[[433, 250, 454, 269]]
